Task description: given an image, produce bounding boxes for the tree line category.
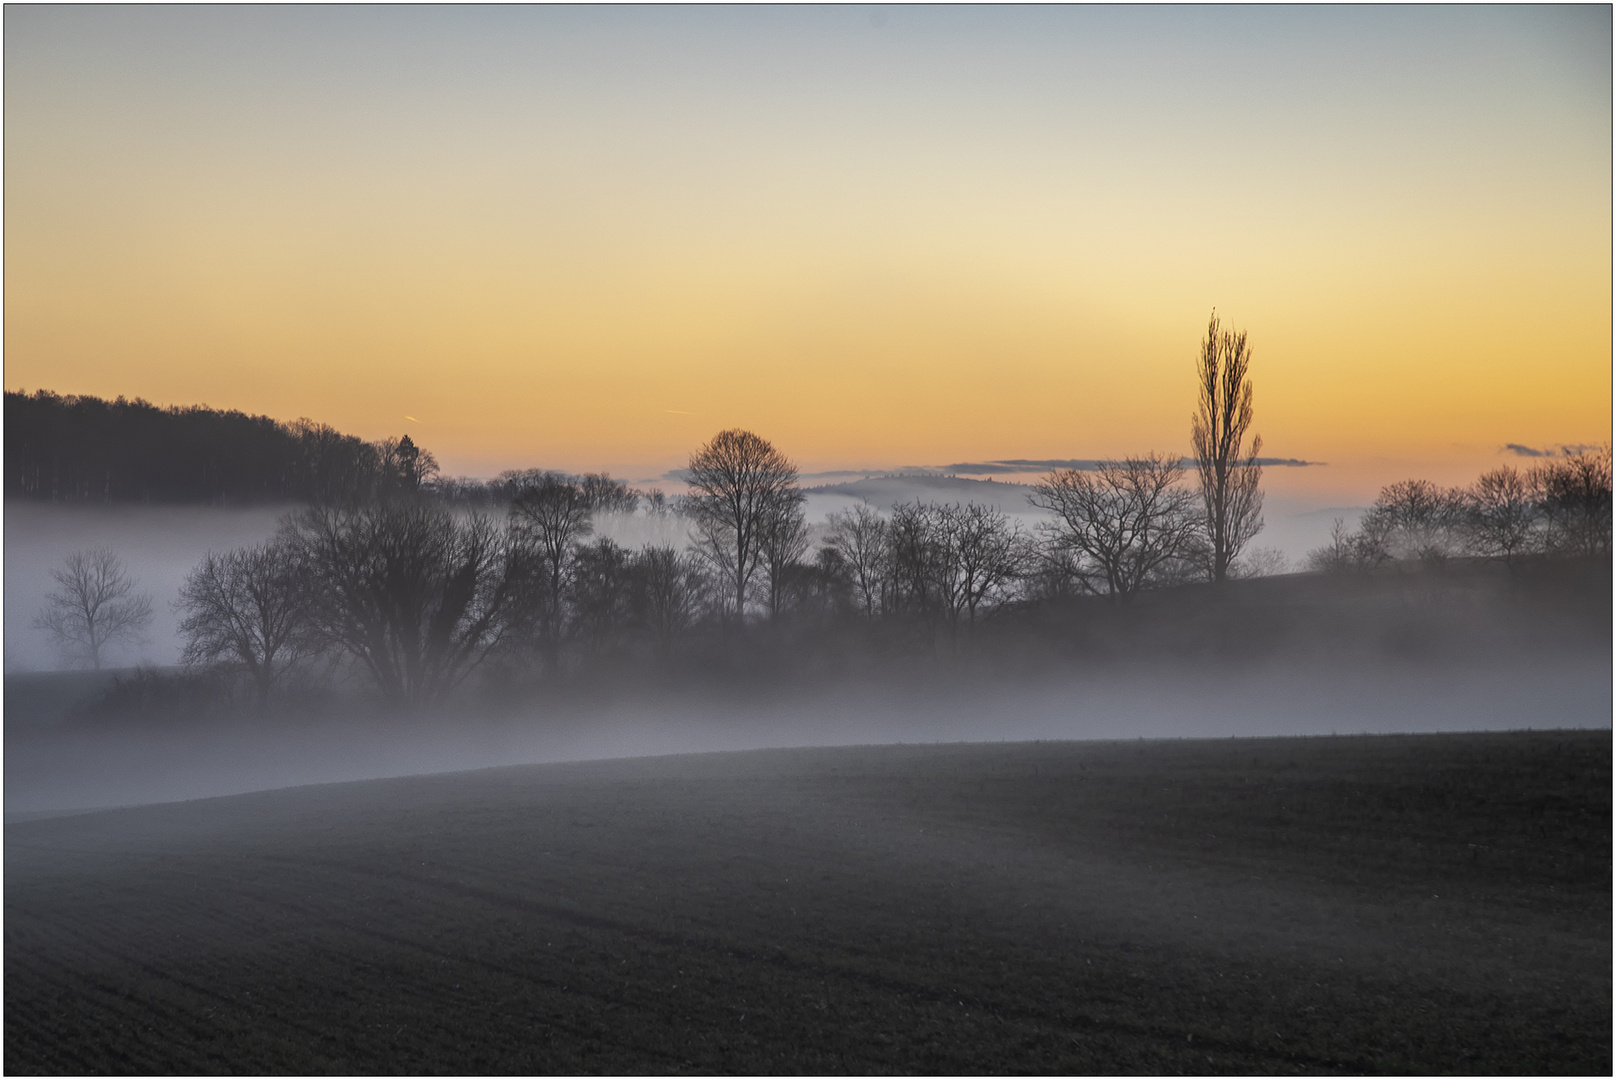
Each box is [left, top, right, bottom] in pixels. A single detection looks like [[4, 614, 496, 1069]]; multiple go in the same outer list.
[[29, 313, 1611, 710], [6, 389, 438, 505], [1306, 447, 1612, 571], [5, 387, 689, 514]]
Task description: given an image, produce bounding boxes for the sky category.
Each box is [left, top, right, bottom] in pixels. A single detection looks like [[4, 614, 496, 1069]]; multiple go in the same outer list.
[[5, 5, 1610, 503]]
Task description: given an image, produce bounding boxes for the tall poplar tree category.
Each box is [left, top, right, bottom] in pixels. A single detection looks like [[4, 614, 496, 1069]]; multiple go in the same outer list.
[[1191, 312, 1265, 582]]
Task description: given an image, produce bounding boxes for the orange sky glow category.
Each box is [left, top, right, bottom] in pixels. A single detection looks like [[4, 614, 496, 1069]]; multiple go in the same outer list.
[[6, 6, 1609, 503]]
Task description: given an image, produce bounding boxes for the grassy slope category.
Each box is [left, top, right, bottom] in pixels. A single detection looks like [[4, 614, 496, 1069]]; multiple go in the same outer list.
[[5, 731, 1609, 1074]]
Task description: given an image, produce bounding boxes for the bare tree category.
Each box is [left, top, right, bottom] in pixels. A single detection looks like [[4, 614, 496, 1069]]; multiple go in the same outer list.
[[757, 493, 810, 620], [948, 502, 1030, 624], [1229, 545, 1291, 579], [1364, 479, 1467, 560], [1023, 543, 1093, 601], [33, 548, 154, 669], [1191, 312, 1264, 582], [1462, 465, 1540, 564], [684, 430, 800, 622], [633, 545, 707, 659], [1306, 519, 1357, 573], [286, 503, 526, 707], [883, 501, 1026, 636], [887, 501, 944, 620], [510, 473, 593, 662], [1030, 454, 1202, 603], [176, 539, 315, 699], [567, 537, 635, 657], [1306, 513, 1395, 573], [792, 546, 856, 619], [825, 504, 891, 617], [1533, 446, 1612, 557], [579, 473, 640, 515]]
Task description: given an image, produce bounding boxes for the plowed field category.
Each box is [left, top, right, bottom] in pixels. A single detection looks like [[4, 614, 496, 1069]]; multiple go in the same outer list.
[[6, 730, 1609, 1074]]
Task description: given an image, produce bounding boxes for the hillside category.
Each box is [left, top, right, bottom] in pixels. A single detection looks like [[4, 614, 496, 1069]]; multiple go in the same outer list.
[[6, 731, 1609, 1074], [4, 390, 422, 505]]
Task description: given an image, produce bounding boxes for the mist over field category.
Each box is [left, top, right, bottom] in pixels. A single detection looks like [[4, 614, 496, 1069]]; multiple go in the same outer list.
[[7, 496, 1608, 818], [6, 5, 1610, 1071], [7, 650, 1608, 820]]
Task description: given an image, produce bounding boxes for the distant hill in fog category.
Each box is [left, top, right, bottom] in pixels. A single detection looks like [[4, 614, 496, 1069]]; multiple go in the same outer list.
[[803, 474, 1041, 514]]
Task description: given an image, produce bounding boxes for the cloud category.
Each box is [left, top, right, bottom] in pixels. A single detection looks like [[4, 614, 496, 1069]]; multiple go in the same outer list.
[[1503, 442, 1599, 459], [667, 457, 1324, 483], [940, 457, 1323, 474]]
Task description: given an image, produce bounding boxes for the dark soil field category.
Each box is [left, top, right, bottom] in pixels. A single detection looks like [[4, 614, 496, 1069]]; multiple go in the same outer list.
[[6, 730, 1609, 1074]]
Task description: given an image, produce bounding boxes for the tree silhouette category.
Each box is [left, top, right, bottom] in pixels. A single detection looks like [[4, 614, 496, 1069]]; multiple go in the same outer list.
[[825, 504, 891, 617], [633, 545, 706, 659], [1533, 446, 1613, 557], [177, 539, 316, 699], [758, 493, 810, 620], [6, 390, 427, 506], [1031, 455, 1201, 603], [286, 503, 525, 707], [1190, 313, 1264, 582], [1462, 466, 1539, 565], [33, 548, 154, 669], [1364, 479, 1467, 561], [685, 430, 801, 622], [509, 474, 594, 666]]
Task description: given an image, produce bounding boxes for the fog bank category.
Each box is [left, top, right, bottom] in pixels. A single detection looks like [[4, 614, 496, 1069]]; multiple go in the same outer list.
[[7, 652, 1607, 819], [4, 502, 290, 671]]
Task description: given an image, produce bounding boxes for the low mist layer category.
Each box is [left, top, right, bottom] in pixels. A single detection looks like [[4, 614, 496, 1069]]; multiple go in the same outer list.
[[8, 643, 1608, 818]]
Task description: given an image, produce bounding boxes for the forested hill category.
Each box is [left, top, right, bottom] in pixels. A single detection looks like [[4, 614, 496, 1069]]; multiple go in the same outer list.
[[5, 390, 433, 506]]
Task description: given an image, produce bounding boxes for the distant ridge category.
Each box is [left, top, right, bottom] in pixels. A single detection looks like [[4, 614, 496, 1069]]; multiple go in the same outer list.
[[803, 473, 1039, 514], [4, 389, 424, 506]]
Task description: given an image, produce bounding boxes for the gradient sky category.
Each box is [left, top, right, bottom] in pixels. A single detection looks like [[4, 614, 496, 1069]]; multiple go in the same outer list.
[[6, 5, 1610, 500]]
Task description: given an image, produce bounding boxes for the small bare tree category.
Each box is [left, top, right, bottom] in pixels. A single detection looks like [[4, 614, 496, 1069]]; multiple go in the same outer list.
[[1462, 465, 1539, 564], [1031, 455, 1202, 603], [1306, 515, 1394, 573], [579, 473, 640, 514], [684, 429, 800, 622], [177, 539, 315, 699], [1364, 479, 1467, 560], [883, 501, 1026, 637], [948, 502, 1030, 625], [567, 537, 635, 658], [757, 493, 810, 620], [633, 545, 707, 658], [1229, 545, 1290, 579], [825, 504, 891, 617], [510, 473, 593, 661], [887, 501, 944, 619], [33, 548, 154, 669], [1191, 312, 1264, 582], [1533, 446, 1612, 557]]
